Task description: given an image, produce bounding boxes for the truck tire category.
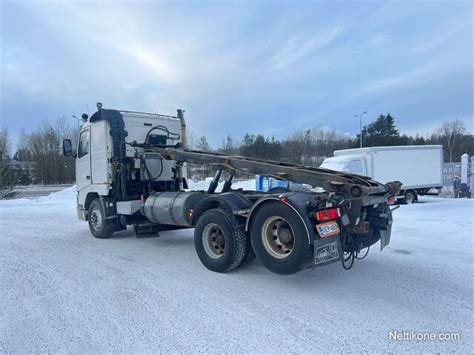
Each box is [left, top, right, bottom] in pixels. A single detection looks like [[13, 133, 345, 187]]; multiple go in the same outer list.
[[242, 245, 256, 265], [250, 201, 311, 275], [88, 199, 115, 239], [194, 209, 249, 273], [403, 190, 417, 204]]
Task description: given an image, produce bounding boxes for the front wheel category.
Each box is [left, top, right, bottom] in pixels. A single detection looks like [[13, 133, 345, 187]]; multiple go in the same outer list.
[[88, 199, 115, 239], [250, 201, 312, 275]]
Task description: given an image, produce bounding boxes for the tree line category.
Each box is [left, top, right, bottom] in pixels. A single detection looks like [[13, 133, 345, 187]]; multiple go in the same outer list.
[[192, 114, 473, 165], [1, 113, 472, 189], [0, 117, 78, 189]]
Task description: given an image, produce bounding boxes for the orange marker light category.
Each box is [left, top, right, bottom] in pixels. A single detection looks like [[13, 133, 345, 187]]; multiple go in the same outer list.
[[187, 209, 194, 219]]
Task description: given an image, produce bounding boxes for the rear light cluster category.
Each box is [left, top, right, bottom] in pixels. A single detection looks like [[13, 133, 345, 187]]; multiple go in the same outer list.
[[314, 208, 340, 222]]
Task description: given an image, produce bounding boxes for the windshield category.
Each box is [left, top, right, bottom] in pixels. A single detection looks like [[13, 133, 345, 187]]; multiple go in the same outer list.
[[320, 157, 349, 172]]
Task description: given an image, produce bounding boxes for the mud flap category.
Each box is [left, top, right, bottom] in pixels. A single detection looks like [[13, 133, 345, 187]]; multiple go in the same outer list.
[[379, 210, 393, 250], [313, 235, 343, 268]]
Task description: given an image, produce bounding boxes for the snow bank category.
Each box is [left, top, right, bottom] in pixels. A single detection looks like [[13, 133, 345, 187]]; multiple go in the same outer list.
[[0, 179, 256, 208], [0, 185, 76, 207], [40, 185, 77, 203]]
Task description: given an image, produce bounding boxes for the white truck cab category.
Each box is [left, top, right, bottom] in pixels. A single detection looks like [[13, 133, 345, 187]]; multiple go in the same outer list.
[[64, 105, 186, 221], [320, 155, 367, 176]]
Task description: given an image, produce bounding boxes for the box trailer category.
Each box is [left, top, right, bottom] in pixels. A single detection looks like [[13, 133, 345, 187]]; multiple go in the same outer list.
[[320, 145, 443, 203]]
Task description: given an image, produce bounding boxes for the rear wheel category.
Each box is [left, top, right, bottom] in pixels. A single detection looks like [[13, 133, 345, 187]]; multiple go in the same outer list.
[[242, 245, 256, 265], [403, 190, 417, 204], [250, 202, 312, 275], [88, 199, 115, 239], [194, 209, 249, 273]]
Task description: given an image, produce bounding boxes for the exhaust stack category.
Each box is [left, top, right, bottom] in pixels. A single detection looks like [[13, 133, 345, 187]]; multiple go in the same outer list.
[[177, 109, 187, 190], [177, 109, 187, 149]]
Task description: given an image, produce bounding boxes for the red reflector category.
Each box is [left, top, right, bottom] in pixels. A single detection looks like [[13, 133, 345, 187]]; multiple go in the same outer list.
[[279, 196, 289, 203], [314, 208, 340, 222]]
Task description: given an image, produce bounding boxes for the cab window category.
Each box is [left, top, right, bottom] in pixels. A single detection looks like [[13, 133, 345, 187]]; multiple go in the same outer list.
[[347, 160, 364, 175], [78, 129, 90, 158]]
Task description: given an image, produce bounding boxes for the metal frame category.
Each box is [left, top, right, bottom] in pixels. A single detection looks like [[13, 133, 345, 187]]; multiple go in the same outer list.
[[151, 147, 397, 206]]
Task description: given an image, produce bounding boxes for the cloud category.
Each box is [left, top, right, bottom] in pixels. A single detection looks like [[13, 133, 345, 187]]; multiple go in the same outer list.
[[1, 0, 472, 148], [362, 33, 390, 49], [354, 65, 435, 97], [270, 26, 344, 70], [411, 19, 472, 54]]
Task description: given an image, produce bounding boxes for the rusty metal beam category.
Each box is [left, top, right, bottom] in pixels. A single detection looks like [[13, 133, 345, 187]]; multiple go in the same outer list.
[[153, 147, 391, 201]]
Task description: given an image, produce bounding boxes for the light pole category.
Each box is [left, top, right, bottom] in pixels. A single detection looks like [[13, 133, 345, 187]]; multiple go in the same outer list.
[[72, 115, 83, 131], [354, 111, 367, 148]]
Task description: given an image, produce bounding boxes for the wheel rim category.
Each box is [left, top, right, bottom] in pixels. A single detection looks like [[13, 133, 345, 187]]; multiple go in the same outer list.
[[202, 223, 225, 259], [261, 216, 295, 259], [405, 192, 414, 203], [90, 207, 103, 231]]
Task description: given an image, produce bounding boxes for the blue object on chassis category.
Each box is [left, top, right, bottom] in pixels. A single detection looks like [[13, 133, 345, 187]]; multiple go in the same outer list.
[[255, 175, 289, 192]]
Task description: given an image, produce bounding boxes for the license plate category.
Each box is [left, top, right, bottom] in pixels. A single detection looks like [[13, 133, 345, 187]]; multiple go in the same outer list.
[[316, 221, 340, 238]]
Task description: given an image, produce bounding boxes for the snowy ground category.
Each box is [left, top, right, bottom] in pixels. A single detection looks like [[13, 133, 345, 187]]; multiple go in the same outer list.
[[0, 184, 473, 352]]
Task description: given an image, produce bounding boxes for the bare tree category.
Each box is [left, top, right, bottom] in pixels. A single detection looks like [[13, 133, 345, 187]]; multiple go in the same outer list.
[[0, 127, 11, 159], [20, 118, 77, 184], [433, 119, 467, 163], [55, 116, 77, 182], [220, 135, 239, 155], [187, 130, 197, 149], [0, 128, 26, 197], [196, 135, 211, 152]]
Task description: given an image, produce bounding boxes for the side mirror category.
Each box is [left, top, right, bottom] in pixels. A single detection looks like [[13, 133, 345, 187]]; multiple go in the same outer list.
[[63, 139, 76, 157]]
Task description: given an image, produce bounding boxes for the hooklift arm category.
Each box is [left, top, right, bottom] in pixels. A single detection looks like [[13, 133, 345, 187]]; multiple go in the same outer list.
[[151, 147, 401, 205]]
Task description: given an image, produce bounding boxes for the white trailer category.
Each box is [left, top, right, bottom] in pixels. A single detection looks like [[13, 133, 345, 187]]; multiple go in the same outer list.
[[320, 145, 443, 203]]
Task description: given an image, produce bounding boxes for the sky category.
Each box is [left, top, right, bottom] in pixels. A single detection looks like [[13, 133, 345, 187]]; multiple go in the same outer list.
[[1, 0, 473, 149]]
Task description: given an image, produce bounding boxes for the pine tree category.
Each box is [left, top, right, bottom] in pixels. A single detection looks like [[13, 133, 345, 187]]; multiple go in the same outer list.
[[362, 113, 401, 146], [222, 135, 235, 154]]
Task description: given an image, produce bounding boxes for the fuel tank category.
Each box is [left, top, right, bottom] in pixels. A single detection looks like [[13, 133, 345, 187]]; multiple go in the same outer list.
[[143, 191, 205, 226]]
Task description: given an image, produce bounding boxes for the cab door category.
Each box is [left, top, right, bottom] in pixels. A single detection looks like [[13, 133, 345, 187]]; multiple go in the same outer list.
[[90, 121, 109, 185], [76, 127, 91, 192]]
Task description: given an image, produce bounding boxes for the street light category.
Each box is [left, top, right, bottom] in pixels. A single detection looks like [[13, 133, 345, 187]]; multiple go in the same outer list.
[[72, 115, 81, 131], [354, 111, 367, 148], [72, 115, 88, 131]]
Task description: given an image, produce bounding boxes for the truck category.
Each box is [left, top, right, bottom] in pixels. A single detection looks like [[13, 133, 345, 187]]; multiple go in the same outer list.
[[320, 145, 443, 204], [62, 103, 401, 275]]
